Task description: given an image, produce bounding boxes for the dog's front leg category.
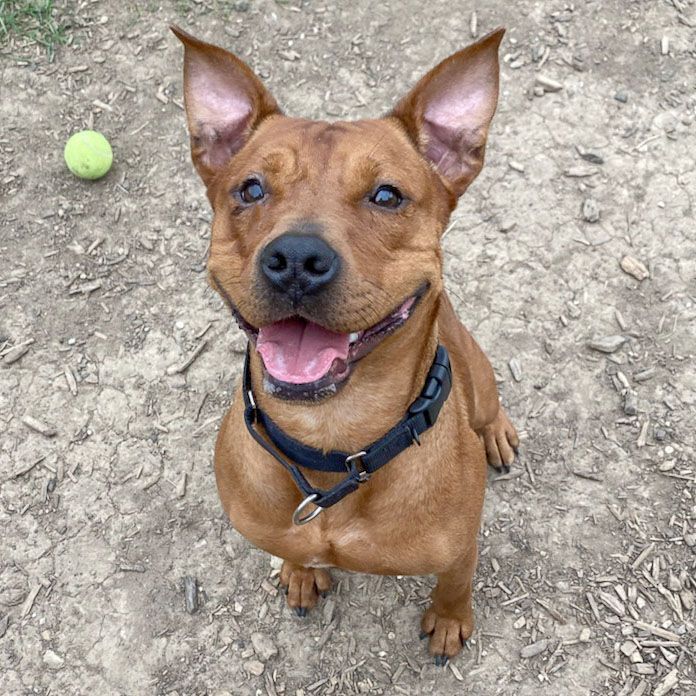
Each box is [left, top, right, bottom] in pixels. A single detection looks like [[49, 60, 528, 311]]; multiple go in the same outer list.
[[279, 561, 332, 617], [420, 543, 478, 664]]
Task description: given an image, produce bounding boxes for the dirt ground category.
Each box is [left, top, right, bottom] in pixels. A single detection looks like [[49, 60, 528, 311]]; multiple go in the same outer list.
[[1, 0, 695, 694]]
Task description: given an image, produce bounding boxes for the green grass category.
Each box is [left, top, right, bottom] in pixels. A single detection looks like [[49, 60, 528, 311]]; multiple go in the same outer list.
[[0, 0, 67, 61]]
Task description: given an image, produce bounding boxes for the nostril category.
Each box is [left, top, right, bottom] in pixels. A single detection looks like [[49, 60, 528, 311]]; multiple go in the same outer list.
[[304, 254, 332, 275], [266, 252, 287, 272]]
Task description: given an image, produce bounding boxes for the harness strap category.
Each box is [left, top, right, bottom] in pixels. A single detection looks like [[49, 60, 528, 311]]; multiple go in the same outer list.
[[242, 344, 452, 524]]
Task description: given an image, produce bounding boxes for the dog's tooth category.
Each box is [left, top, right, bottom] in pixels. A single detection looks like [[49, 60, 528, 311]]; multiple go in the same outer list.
[[349, 332, 360, 344]]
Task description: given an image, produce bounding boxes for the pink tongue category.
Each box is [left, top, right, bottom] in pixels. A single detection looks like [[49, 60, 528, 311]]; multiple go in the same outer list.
[[257, 318, 350, 384]]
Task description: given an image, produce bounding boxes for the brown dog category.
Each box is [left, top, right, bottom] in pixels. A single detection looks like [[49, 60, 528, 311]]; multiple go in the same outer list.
[[173, 26, 519, 663]]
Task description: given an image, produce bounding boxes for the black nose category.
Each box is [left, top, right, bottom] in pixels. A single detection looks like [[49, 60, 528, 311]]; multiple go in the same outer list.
[[260, 234, 340, 299]]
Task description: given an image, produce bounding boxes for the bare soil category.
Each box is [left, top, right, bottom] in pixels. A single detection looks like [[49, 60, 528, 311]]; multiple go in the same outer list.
[[1, 1, 695, 694]]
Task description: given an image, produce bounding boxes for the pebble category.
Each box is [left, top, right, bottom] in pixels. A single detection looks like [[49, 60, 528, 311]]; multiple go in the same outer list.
[[579, 628, 592, 642], [499, 218, 517, 233], [587, 335, 627, 353], [244, 659, 265, 676], [582, 198, 601, 223], [623, 391, 638, 416], [43, 650, 65, 669], [250, 632, 277, 661], [508, 357, 523, 382], [654, 428, 667, 442], [520, 639, 549, 658], [683, 533, 696, 548], [614, 91, 628, 103]]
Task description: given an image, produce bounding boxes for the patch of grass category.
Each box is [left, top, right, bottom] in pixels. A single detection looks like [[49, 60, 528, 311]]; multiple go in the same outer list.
[[0, 0, 68, 61]]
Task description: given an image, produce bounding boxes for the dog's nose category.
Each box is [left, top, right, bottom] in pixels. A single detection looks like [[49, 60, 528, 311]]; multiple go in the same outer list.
[[260, 234, 340, 298]]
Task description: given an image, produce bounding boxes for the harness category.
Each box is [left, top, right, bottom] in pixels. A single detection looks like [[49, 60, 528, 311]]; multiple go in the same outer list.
[[242, 345, 452, 524]]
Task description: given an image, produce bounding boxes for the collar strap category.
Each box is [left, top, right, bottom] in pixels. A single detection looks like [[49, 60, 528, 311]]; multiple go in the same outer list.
[[242, 344, 452, 524]]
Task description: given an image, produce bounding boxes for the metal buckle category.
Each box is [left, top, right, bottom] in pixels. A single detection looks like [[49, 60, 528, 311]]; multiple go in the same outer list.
[[292, 493, 323, 525], [345, 450, 369, 482]]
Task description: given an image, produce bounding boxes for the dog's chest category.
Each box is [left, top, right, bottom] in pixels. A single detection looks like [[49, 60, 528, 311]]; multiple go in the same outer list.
[[287, 510, 455, 576]]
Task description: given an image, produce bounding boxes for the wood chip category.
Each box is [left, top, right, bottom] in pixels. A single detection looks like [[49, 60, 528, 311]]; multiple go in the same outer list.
[[620, 255, 650, 281], [587, 335, 627, 353], [64, 366, 78, 396], [184, 576, 198, 614], [508, 357, 523, 382], [653, 669, 678, 696], [166, 340, 208, 375], [21, 415, 57, 437], [520, 639, 549, 658], [1, 339, 34, 364], [536, 75, 563, 92], [633, 621, 680, 643], [469, 11, 478, 37], [20, 584, 41, 618], [598, 590, 626, 617]]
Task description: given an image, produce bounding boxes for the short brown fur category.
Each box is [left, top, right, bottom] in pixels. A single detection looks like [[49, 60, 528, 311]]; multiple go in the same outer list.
[[173, 25, 519, 661]]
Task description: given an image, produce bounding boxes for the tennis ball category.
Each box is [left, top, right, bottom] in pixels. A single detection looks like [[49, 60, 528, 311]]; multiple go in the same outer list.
[[64, 130, 113, 180]]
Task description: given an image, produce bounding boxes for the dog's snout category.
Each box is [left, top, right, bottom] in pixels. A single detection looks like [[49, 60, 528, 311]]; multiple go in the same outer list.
[[260, 233, 340, 299]]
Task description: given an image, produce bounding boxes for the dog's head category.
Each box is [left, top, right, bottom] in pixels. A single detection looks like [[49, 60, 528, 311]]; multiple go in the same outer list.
[[173, 27, 503, 401]]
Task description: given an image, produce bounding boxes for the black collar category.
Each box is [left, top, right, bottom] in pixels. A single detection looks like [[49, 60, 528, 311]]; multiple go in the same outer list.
[[242, 345, 452, 524]]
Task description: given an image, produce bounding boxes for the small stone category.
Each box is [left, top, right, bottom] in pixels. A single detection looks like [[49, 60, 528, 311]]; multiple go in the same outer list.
[[250, 632, 277, 661], [244, 659, 265, 676], [620, 640, 637, 657], [508, 357, 523, 382], [43, 650, 64, 669], [623, 391, 638, 416], [683, 533, 696, 548], [614, 91, 628, 103], [579, 628, 591, 642], [654, 428, 667, 442], [520, 639, 549, 659], [587, 335, 627, 353], [620, 255, 650, 281], [582, 198, 601, 223], [499, 218, 517, 232]]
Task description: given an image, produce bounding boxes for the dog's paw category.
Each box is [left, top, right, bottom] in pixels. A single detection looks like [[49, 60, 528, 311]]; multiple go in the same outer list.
[[279, 561, 332, 615], [420, 606, 473, 662], [479, 408, 519, 473]]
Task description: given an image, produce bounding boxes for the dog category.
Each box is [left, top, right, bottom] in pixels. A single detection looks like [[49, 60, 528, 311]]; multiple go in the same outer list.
[[173, 25, 519, 664]]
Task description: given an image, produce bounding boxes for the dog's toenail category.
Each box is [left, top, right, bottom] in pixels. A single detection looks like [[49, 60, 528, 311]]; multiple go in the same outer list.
[[320, 591, 328, 598], [419, 631, 429, 640], [295, 607, 307, 617]]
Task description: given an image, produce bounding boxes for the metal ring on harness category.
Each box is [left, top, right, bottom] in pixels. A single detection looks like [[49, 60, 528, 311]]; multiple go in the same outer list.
[[292, 493, 323, 525]]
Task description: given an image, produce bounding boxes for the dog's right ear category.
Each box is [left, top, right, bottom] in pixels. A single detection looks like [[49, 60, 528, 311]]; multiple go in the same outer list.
[[171, 26, 280, 188]]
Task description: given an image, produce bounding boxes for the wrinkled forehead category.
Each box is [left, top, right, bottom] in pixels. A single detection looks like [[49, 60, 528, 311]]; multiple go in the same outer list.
[[234, 117, 429, 191]]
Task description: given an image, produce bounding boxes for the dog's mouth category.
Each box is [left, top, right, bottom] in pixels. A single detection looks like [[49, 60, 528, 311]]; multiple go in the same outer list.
[[232, 287, 426, 401]]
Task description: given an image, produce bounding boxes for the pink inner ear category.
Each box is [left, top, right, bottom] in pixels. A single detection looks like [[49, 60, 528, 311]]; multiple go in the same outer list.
[[422, 84, 492, 181], [187, 64, 255, 169]]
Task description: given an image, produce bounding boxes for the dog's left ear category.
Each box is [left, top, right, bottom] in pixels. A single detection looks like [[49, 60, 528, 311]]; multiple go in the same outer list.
[[171, 26, 280, 188], [391, 28, 504, 197]]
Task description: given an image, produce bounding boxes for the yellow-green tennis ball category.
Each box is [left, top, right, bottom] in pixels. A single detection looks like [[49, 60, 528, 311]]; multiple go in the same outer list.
[[64, 130, 113, 180]]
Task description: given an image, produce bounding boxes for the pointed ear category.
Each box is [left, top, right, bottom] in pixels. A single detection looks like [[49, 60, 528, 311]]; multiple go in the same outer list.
[[391, 28, 504, 197], [171, 26, 281, 187]]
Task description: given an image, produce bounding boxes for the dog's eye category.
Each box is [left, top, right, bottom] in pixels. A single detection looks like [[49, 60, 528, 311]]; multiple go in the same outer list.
[[238, 178, 266, 205], [370, 185, 403, 209]]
